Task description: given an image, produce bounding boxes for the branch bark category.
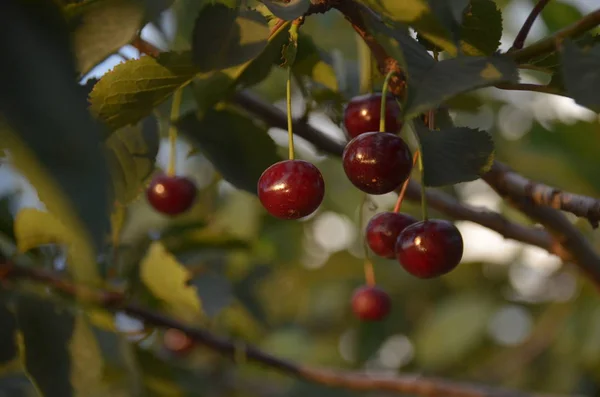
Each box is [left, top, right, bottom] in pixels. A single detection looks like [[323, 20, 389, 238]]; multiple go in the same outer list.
[[0, 261, 569, 397]]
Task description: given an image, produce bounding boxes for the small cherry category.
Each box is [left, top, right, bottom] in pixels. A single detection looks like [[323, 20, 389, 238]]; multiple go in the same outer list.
[[395, 219, 464, 279], [343, 93, 402, 138], [258, 160, 325, 220], [366, 212, 418, 259], [351, 285, 391, 321], [163, 328, 195, 356], [146, 174, 197, 216], [343, 132, 413, 195]]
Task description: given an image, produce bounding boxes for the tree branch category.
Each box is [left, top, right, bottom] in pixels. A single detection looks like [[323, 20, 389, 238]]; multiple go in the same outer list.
[[510, 0, 552, 51], [0, 261, 569, 397]]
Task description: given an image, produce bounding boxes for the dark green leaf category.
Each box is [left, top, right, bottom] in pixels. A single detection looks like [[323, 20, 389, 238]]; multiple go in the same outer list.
[[192, 4, 269, 72], [356, 320, 387, 364], [294, 33, 339, 91], [541, 1, 582, 34], [405, 54, 518, 118], [413, 120, 494, 186], [0, 302, 17, 365], [0, 1, 111, 272], [426, 0, 470, 43], [177, 108, 281, 194], [0, 374, 35, 397], [191, 272, 233, 318], [561, 39, 600, 113], [66, 0, 146, 76], [460, 0, 503, 56], [261, 0, 310, 21]]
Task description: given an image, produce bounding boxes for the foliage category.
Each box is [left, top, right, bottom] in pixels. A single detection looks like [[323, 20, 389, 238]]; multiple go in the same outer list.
[[1, 0, 600, 396]]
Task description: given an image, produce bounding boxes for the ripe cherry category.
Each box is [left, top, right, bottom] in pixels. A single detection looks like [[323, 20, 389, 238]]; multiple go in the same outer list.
[[366, 212, 418, 259], [343, 93, 401, 138], [342, 132, 412, 195], [257, 159, 325, 220], [351, 285, 391, 321], [146, 174, 197, 216], [163, 328, 195, 356], [395, 219, 464, 279]]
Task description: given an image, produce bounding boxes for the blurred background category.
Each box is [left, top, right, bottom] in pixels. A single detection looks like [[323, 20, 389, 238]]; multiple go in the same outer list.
[[2, 0, 600, 395]]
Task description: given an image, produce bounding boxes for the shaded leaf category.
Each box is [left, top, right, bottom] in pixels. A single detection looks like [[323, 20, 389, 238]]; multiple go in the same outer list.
[[541, 1, 582, 34], [177, 108, 281, 194], [261, 0, 310, 21], [560, 39, 600, 113], [426, 0, 470, 43], [294, 33, 338, 91], [459, 0, 502, 56], [413, 121, 494, 186], [66, 0, 146, 76], [139, 242, 202, 321], [405, 55, 518, 118], [0, 302, 17, 365], [192, 4, 269, 72], [191, 272, 233, 318], [0, 1, 111, 272]]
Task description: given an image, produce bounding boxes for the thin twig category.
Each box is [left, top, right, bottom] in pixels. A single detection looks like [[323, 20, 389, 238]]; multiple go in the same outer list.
[[0, 261, 569, 397], [510, 0, 553, 51]]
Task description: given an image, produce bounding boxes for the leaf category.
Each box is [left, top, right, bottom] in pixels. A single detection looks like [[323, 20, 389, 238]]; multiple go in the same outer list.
[[190, 272, 233, 318], [541, 1, 582, 34], [281, 23, 299, 68], [66, 0, 146, 76], [139, 242, 202, 321], [426, 0, 470, 43], [89, 52, 199, 131], [294, 33, 338, 91], [459, 0, 502, 56], [177, 108, 281, 194], [560, 39, 600, 113], [0, 302, 17, 365], [405, 54, 518, 118], [261, 0, 310, 21], [0, 1, 111, 272], [104, 116, 160, 205], [414, 292, 495, 370], [413, 121, 494, 186], [192, 4, 269, 72], [68, 316, 108, 396]]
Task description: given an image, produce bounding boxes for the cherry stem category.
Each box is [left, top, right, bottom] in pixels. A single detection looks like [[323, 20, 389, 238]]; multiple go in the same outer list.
[[359, 194, 377, 286], [286, 66, 295, 161], [393, 151, 420, 213], [379, 70, 396, 133], [167, 88, 184, 177]]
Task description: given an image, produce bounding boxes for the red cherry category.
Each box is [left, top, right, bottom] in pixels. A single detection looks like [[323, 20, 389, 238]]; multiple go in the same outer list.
[[342, 132, 412, 195], [163, 328, 195, 356], [366, 212, 418, 259], [343, 93, 402, 138], [257, 160, 325, 220], [351, 285, 391, 321], [395, 219, 464, 279], [146, 174, 197, 216]]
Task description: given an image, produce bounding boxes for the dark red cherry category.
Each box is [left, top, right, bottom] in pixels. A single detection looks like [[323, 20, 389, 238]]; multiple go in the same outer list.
[[146, 174, 197, 216], [343, 93, 402, 138], [342, 132, 412, 195], [395, 219, 464, 279], [351, 285, 391, 321], [257, 159, 325, 220], [366, 212, 418, 259], [163, 328, 195, 356]]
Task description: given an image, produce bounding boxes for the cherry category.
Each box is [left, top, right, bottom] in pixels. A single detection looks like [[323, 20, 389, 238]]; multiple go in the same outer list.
[[351, 285, 391, 321], [366, 212, 418, 259], [146, 174, 197, 216], [342, 132, 413, 195], [343, 93, 401, 138], [257, 159, 325, 220], [163, 328, 195, 356], [395, 219, 464, 279]]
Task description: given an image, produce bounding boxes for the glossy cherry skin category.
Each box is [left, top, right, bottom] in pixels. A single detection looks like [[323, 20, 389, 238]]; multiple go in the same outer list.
[[146, 174, 197, 216], [163, 328, 195, 356], [366, 212, 418, 259], [343, 93, 402, 139], [257, 160, 325, 220], [395, 219, 464, 279], [342, 132, 413, 195], [351, 285, 391, 321]]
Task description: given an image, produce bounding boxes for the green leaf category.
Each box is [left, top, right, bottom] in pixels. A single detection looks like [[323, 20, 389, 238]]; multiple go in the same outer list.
[[89, 52, 199, 131], [190, 272, 233, 318], [261, 0, 310, 21], [459, 0, 503, 56], [414, 292, 495, 370], [139, 242, 203, 322], [177, 108, 281, 194], [0, 302, 17, 365], [294, 33, 339, 91], [426, 0, 470, 43], [560, 39, 600, 113], [104, 116, 160, 205], [0, 1, 111, 270], [405, 54, 518, 118], [541, 1, 582, 34], [413, 121, 494, 186], [66, 0, 146, 76], [192, 4, 269, 73], [282, 23, 299, 68]]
